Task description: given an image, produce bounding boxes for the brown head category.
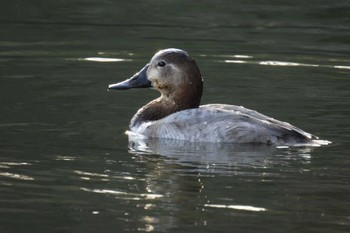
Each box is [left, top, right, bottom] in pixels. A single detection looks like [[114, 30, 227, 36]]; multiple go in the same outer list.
[[108, 49, 203, 125]]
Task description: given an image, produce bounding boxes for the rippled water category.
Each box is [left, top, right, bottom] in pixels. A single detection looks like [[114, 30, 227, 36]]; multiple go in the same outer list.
[[1, 1, 349, 233]]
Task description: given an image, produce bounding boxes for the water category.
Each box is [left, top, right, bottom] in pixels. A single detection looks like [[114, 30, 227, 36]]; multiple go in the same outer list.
[[1, 1, 349, 232]]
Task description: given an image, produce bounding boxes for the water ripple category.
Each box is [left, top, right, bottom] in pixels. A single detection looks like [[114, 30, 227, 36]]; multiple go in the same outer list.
[[0, 172, 34, 181], [204, 204, 267, 212], [80, 187, 163, 200], [224, 58, 350, 70], [78, 57, 132, 62]]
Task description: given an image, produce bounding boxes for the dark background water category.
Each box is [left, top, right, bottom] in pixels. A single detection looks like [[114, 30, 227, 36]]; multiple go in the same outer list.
[[0, 1, 349, 232]]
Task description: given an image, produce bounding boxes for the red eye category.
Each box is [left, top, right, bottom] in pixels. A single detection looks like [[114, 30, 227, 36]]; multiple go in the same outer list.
[[158, 61, 166, 67]]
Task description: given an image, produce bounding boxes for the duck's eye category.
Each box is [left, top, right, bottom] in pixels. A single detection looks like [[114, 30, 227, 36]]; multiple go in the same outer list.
[[157, 61, 166, 67]]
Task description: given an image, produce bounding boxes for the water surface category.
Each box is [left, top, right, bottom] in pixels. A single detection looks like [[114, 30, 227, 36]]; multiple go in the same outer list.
[[0, 1, 349, 233]]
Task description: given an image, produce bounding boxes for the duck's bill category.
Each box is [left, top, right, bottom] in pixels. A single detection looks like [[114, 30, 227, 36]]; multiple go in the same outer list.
[[108, 64, 151, 90]]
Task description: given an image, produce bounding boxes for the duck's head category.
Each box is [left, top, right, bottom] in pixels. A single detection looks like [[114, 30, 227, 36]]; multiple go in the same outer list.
[[108, 48, 203, 109]]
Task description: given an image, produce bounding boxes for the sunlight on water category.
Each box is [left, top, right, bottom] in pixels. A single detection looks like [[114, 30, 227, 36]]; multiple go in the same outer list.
[[223, 56, 350, 70], [78, 57, 132, 62], [74, 170, 109, 178], [74, 170, 136, 180], [334, 65, 350, 70], [0, 172, 34, 181], [80, 187, 163, 200], [258, 61, 319, 67], [204, 204, 267, 212], [55, 155, 76, 161], [0, 162, 34, 180], [0, 162, 32, 166]]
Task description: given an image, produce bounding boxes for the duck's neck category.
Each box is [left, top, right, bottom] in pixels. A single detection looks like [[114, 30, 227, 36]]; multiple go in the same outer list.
[[130, 71, 203, 128], [130, 91, 201, 128]]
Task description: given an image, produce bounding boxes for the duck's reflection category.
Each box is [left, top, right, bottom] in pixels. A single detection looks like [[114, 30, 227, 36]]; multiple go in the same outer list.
[[122, 133, 314, 232]]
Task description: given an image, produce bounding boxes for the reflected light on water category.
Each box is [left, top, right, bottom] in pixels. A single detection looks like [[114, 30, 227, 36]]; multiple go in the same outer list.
[[0, 162, 34, 181], [224, 58, 350, 70], [74, 170, 136, 181], [78, 57, 132, 62], [0, 172, 34, 181], [229, 55, 253, 59], [74, 170, 109, 178], [80, 187, 163, 200], [0, 162, 32, 168], [55, 155, 76, 161], [334, 65, 350, 70], [204, 204, 267, 212], [224, 60, 248, 64], [259, 61, 319, 67]]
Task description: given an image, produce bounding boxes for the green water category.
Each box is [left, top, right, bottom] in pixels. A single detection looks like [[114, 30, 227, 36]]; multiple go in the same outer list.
[[0, 1, 349, 232]]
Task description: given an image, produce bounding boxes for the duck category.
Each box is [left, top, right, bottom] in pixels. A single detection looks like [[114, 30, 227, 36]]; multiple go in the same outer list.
[[108, 48, 329, 145]]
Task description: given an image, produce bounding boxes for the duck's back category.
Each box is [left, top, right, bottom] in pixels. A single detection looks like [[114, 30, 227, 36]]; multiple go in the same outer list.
[[130, 104, 316, 145]]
